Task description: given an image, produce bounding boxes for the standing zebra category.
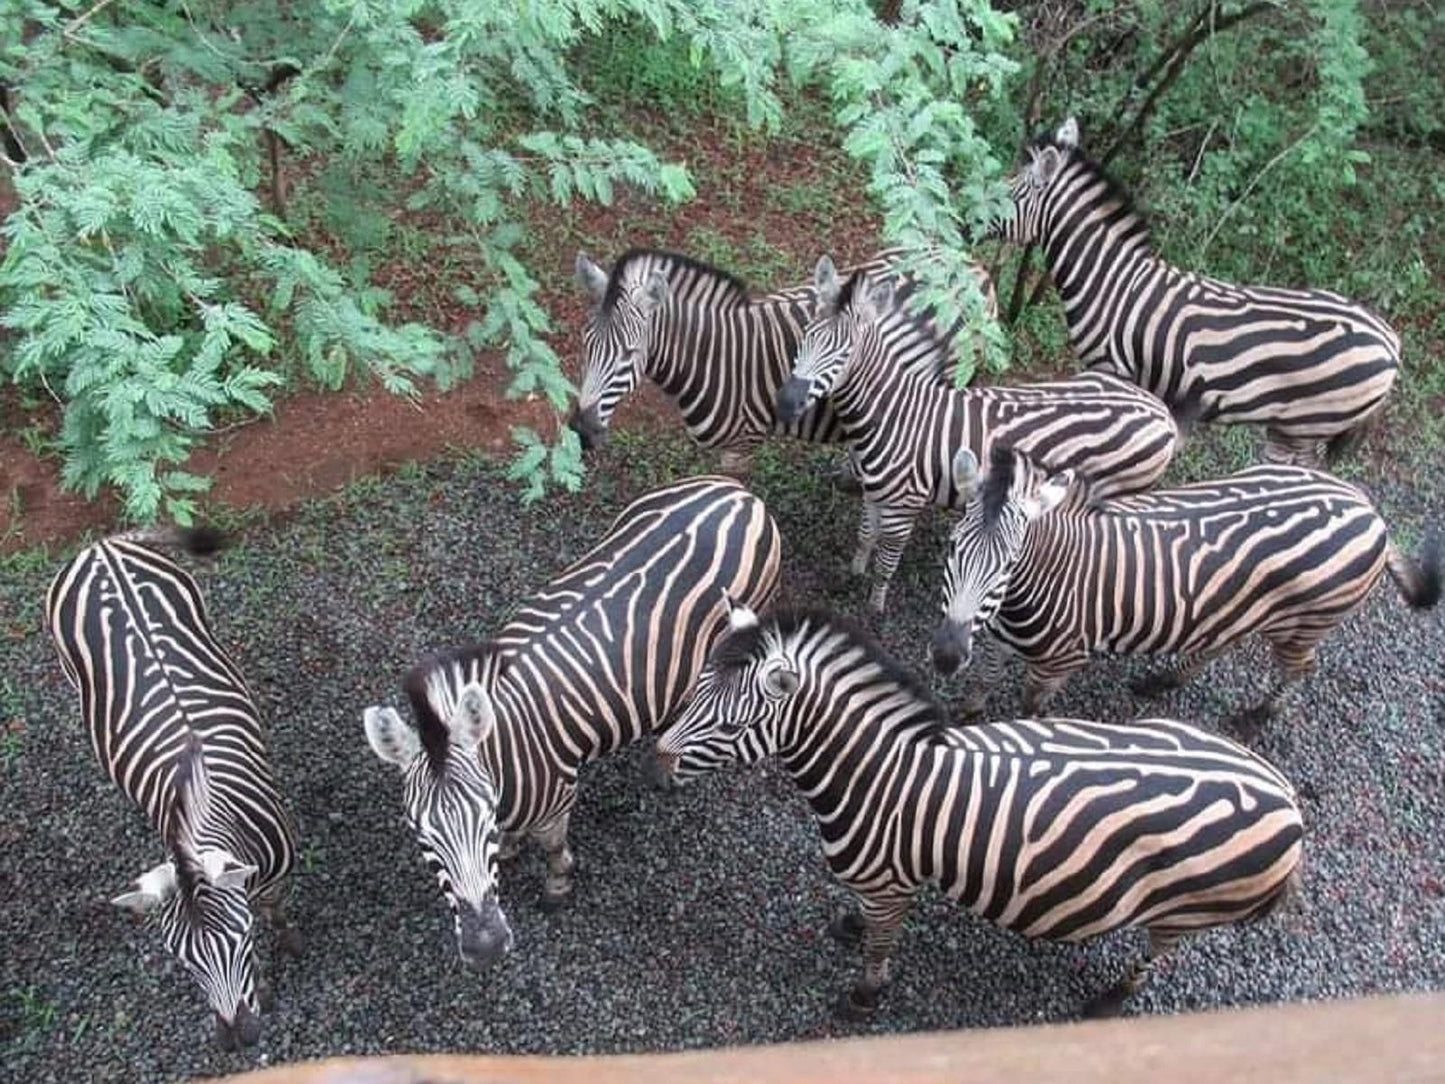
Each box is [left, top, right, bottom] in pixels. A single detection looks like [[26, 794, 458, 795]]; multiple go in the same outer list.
[[45, 528, 299, 1050], [1000, 118, 1400, 466], [778, 269, 1178, 612], [932, 445, 1442, 725], [570, 247, 995, 475], [363, 476, 781, 965], [655, 604, 1303, 1021]]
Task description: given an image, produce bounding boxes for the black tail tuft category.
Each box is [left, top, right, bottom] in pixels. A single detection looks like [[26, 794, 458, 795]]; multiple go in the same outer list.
[[1410, 531, 1442, 610], [1324, 422, 1369, 467], [177, 526, 229, 557], [1169, 385, 1204, 440]]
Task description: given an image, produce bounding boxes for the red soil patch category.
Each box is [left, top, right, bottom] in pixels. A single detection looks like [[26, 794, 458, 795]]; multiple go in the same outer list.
[[0, 110, 883, 554]]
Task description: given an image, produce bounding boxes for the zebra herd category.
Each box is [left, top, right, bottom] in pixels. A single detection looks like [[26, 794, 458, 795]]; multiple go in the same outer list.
[[42, 119, 1440, 1049]]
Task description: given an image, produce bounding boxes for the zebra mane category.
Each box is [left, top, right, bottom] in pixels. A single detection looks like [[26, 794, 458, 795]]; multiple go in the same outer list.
[[981, 442, 1021, 527], [710, 607, 951, 735], [165, 733, 209, 899], [402, 643, 508, 772], [602, 248, 751, 315], [1028, 134, 1152, 249]]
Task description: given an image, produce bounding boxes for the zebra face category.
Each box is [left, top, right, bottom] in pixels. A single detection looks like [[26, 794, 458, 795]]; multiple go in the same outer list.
[[112, 849, 263, 1050], [933, 447, 1073, 674], [364, 685, 514, 967], [780, 266, 894, 423], [572, 252, 671, 451], [997, 117, 1078, 244], [655, 601, 796, 782]]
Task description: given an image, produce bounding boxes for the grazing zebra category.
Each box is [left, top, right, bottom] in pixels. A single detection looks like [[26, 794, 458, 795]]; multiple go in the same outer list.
[[655, 604, 1303, 1021], [932, 445, 1442, 726], [1000, 118, 1400, 466], [363, 476, 781, 965], [45, 529, 299, 1050], [778, 268, 1178, 612], [570, 247, 995, 476]]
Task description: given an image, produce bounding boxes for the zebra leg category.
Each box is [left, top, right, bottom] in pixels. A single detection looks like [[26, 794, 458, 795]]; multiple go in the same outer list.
[[830, 449, 864, 496], [1131, 650, 1215, 699], [865, 506, 921, 614], [533, 810, 577, 912], [1263, 429, 1322, 468], [257, 881, 303, 958], [851, 500, 883, 578], [1021, 658, 1083, 716], [1083, 929, 1184, 1019], [498, 831, 525, 862], [1232, 638, 1318, 737], [837, 893, 913, 1022], [718, 448, 754, 479]]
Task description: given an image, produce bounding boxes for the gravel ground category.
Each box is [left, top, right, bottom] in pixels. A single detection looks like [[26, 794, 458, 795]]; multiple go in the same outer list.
[[1, 432, 1442, 1083]]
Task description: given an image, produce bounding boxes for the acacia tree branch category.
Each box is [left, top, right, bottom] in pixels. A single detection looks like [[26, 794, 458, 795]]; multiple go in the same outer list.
[[1199, 124, 1316, 256]]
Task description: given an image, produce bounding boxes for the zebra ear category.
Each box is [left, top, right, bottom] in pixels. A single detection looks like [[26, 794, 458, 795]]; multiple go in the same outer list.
[[448, 682, 496, 753], [858, 276, 896, 322], [575, 253, 609, 305], [762, 664, 799, 699], [952, 447, 983, 500], [111, 860, 179, 914], [364, 705, 421, 769], [1022, 469, 1075, 520], [198, 849, 258, 891], [813, 255, 840, 306], [1055, 116, 1079, 149], [722, 590, 759, 632]]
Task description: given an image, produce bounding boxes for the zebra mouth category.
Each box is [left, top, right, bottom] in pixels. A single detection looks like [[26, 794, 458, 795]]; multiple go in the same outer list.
[[647, 750, 679, 790], [931, 620, 972, 674], [776, 376, 814, 423], [568, 405, 609, 451]]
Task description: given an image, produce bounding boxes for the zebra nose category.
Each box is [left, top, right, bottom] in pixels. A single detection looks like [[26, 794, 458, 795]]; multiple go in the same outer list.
[[569, 405, 607, 452], [216, 1002, 262, 1049], [776, 376, 813, 422], [931, 621, 970, 674], [457, 900, 512, 967], [648, 750, 678, 790]]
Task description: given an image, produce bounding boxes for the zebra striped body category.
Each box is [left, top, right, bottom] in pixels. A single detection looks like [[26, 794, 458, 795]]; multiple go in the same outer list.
[[933, 447, 1442, 723], [1003, 119, 1399, 465], [656, 606, 1302, 1019], [45, 530, 298, 1049], [780, 270, 1177, 611], [571, 248, 995, 465], [364, 476, 781, 963]]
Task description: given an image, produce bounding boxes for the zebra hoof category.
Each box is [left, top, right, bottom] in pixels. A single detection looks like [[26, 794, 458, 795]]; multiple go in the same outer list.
[[539, 889, 572, 914], [1082, 983, 1129, 1019], [827, 910, 866, 946], [835, 988, 879, 1023], [278, 927, 304, 958]]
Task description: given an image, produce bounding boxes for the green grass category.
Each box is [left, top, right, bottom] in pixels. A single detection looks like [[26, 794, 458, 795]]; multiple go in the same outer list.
[[6, 987, 58, 1047], [681, 226, 796, 286]]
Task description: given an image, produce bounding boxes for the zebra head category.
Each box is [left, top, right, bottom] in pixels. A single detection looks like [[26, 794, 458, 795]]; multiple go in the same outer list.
[[654, 594, 798, 783], [572, 251, 671, 451], [933, 445, 1074, 674], [778, 262, 893, 423], [996, 116, 1079, 244], [111, 739, 263, 1050], [364, 652, 513, 968]]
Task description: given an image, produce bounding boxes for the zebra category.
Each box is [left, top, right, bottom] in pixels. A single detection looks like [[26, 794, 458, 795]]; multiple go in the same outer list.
[[654, 603, 1303, 1021], [931, 444, 1442, 727], [45, 528, 299, 1050], [363, 476, 781, 965], [999, 117, 1401, 467], [570, 247, 995, 479], [777, 267, 1179, 612]]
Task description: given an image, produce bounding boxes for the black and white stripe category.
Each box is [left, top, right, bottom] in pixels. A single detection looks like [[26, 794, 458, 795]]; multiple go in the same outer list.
[[933, 445, 1442, 724], [45, 528, 299, 1050], [570, 248, 994, 473], [364, 476, 782, 964], [656, 605, 1303, 1020], [778, 269, 1179, 611], [1001, 118, 1400, 465]]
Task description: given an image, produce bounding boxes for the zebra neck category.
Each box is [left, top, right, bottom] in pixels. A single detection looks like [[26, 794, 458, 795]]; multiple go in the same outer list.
[[647, 294, 801, 392]]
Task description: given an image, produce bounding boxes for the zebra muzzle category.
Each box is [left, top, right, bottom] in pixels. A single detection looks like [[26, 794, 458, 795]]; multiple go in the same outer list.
[[775, 376, 813, 423], [216, 1001, 262, 1050], [648, 750, 679, 790], [456, 899, 513, 967], [568, 405, 608, 452], [930, 620, 972, 675]]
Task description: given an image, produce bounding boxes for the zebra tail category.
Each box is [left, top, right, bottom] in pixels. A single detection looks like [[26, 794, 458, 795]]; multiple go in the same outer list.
[[1323, 420, 1372, 467], [1385, 531, 1443, 610], [118, 525, 230, 557]]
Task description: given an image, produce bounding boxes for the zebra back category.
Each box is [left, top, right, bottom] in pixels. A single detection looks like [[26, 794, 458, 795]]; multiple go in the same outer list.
[[46, 535, 296, 892]]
